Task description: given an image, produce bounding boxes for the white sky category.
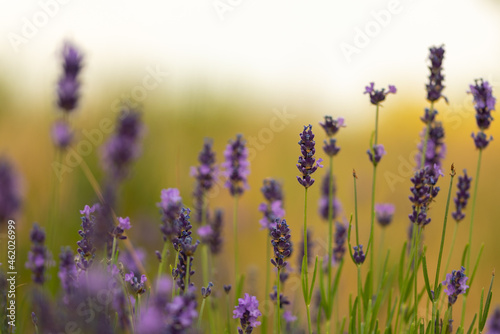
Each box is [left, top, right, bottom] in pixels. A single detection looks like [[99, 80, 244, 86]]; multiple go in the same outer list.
[[1, 0, 499, 114]]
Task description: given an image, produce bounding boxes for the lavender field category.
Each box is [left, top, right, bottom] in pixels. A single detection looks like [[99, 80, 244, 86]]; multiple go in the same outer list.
[[1, 2, 500, 334]]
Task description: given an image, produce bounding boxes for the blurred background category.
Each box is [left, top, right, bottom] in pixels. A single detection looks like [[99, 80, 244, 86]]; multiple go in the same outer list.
[[1, 0, 500, 331]]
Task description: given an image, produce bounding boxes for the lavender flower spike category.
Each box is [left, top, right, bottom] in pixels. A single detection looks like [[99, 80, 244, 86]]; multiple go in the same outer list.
[[51, 119, 73, 149], [469, 79, 496, 130], [297, 125, 323, 188], [353, 245, 366, 265], [233, 293, 262, 334], [223, 134, 250, 197], [442, 266, 469, 305], [426, 45, 447, 103], [57, 41, 83, 113], [0, 157, 22, 223], [191, 138, 218, 223], [364, 82, 397, 105], [451, 170, 472, 222], [76, 204, 98, 271], [58, 247, 77, 302], [367, 144, 386, 166], [158, 188, 182, 241], [198, 208, 224, 254], [486, 307, 500, 334], [318, 173, 342, 221], [270, 219, 293, 270], [259, 178, 285, 230], [375, 203, 395, 227], [319, 116, 345, 137], [472, 131, 493, 150], [26, 223, 48, 284], [333, 221, 347, 262]]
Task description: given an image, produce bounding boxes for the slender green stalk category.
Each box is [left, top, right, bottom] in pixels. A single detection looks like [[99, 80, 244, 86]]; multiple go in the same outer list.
[[157, 241, 168, 289], [277, 268, 281, 334], [111, 236, 118, 264], [442, 223, 458, 284], [327, 155, 334, 320], [198, 298, 207, 328], [414, 226, 421, 326], [185, 256, 191, 294], [301, 187, 313, 334], [263, 234, 271, 334], [353, 171, 360, 246], [368, 104, 380, 282], [463, 149, 483, 324], [377, 228, 386, 287], [233, 195, 240, 286], [226, 293, 231, 334], [434, 168, 455, 290], [357, 265, 363, 333]]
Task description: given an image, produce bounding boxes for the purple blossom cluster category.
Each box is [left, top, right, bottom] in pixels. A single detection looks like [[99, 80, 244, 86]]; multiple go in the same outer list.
[[25, 223, 48, 284], [469, 79, 496, 149], [416, 121, 446, 177], [158, 188, 183, 241], [222, 134, 250, 197], [124, 272, 147, 295], [442, 266, 469, 305], [364, 82, 397, 105], [375, 203, 395, 227], [408, 165, 442, 226], [270, 218, 293, 270], [259, 178, 285, 230], [333, 222, 347, 263], [296, 125, 323, 188], [426, 45, 447, 103], [233, 293, 262, 334], [0, 157, 21, 223], [318, 174, 342, 221], [367, 144, 386, 166], [319, 115, 344, 156], [76, 204, 99, 271], [198, 209, 224, 254], [58, 247, 77, 303], [191, 138, 218, 223], [451, 170, 472, 222], [353, 245, 365, 265], [101, 108, 143, 181]]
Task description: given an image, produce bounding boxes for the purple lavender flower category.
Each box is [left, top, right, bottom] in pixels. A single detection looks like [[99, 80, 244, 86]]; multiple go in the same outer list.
[[56, 42, 83, 113], [298, 229, 313, 271], [353, 245, 366, 265], [26, 223, 48, 284], [198, 208, 224, 254], [224, 285, 232, 294], [101, 108, 143, 181], [173, 233, 200, 293], [76, 204, 98, 271], [270, 219, 293, 270], [165, 287, 198, 332], [426, 45, 447, 103], [201, 282, 214, 298], [367, 144, 386, 166], [0, 157, 22, 223], [222, 134, 250, 197], [111, 216, 131, 240], [157, 188, 182, 241], [420, 108, 438, 125], [451, 170, 472, 222], [233, 293, 262, 334], [375, 203, 395, 227], [171, 208, 193, 251], [318, 173, 342, 221], [486, 307, 500, 334], [472, 131, 493, 150], [364, 82, 397, 105], [408, 166, 442, 226], [259, 178, 285, 230], [416, 122, 446, 173], [191, 138, 218, 223], [283, 310, 297, 323], [319, 116, 345, 137], [469, 79, 496, 130], [333, 221, 347, 262], [297, 125, 323, 188], [58, 247, 77, 303], [125, 272, 147, 294], [270, 287, 291, 308], [442, 266, 469, 305], [51, 119, 73, 149]]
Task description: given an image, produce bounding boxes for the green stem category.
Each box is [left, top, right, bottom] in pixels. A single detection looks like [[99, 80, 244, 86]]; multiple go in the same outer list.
[[111, 236, 118, 264], [414, 225, 421, 326], [172, 250, 179, 298], [185, 256, 191, 294], [198, 298, 207, 328], [302, 187, 312, 334], [157, 241, 168, 290], [277, 268, 281, 334], [357, 265, 363, 333], [442, 222, 458, 286], [463, 149, 483, 325], [306, 304, 312, 334], [327, 155, 334, 319], [369, 103, 380, 289], [353, 172, 360, 246], [233, 195, 240, 285], [263, 234, 271, 334], [226, 293, 231, 334]]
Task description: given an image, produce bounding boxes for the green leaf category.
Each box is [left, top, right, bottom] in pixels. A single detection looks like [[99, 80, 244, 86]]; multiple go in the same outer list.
[[467, 313, 477, 334], [398, 241, 408, 290], [461, 244, 469, 267], [479, 272, 495, 331], [422, 255, 434, 302], [468, 243, 484, 292]]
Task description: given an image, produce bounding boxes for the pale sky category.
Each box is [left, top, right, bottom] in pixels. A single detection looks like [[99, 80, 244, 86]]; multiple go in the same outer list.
[[1, 0, 499, 114]]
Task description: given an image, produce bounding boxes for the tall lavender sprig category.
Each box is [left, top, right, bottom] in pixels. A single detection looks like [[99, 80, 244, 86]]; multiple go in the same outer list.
[[426, 45, 446, 103], [0, 157, 21, 224], [259, 178, 285, 230], [57, 42, 83, 114], [223, 134, 249, 197], [76, 204, 98, 272], [198, 209, 224, 255], [58, 247, 77, 303], [26, 223, 48, 284], [101, 108, 144, 182], [318, 174, 341, 221], [442, 267, 469, 305], [333, 222, 347, 263], [451, 170, 472, 222], [191, 138, 218, 224]]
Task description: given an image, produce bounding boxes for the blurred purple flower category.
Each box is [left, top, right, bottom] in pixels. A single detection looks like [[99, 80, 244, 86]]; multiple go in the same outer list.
[[0, 157, 22, 223], [58, 247, 77, 303], [51, 120, 73, 149], [26, 223, 48, 284], [472, 131, 493, 150], [259, 178, 285, 230], [319, 116, 345, 137], [452, 170, 472, 222], [222, 134, 250, 197], [367, 144, 386, 166], [426, 45, 447, 103], [191, 138, 218, 223], [486, 307, 500, 334], [375, 203, 395, 227]]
